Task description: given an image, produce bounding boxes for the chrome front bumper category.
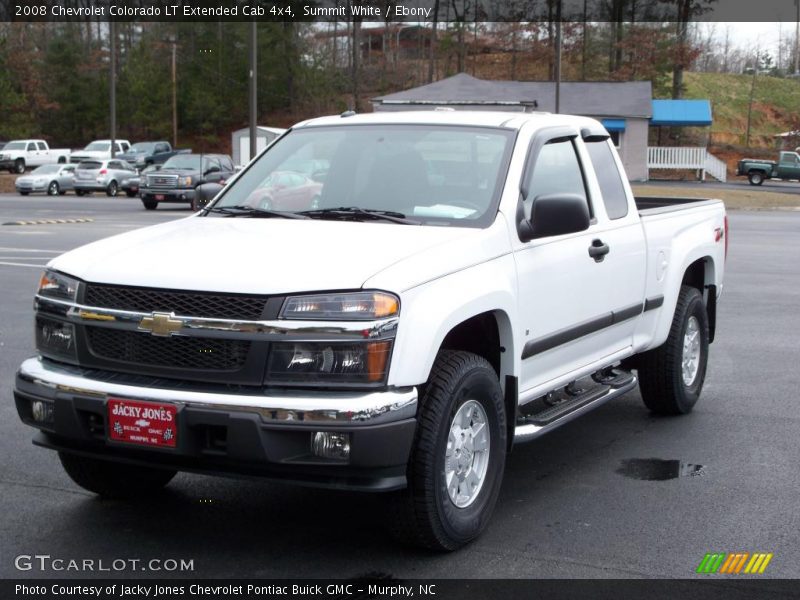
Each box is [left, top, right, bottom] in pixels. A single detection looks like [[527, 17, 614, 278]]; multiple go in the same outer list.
[[16, 357, 417, 426]]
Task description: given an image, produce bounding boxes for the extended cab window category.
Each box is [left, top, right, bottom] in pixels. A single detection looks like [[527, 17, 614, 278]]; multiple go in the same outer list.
[[585, 140, 629, 220], [523, 139, 588, 220]]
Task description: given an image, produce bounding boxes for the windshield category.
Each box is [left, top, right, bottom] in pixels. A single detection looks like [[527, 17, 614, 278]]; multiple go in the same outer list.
[[32, 165, 61, 174], [84, 142, 110, 152], [5, 141, 26, 150], [129, 143, 155, 153], [162, 155, 202, 170], [212, 125, 514, 227]]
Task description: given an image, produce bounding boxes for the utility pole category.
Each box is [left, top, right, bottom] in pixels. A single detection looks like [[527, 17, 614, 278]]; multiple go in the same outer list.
[[746, 51, 759, 148], [171, 38, 177, 148], [110, 20, 116, 158], [249, 22, 258, 163], [795, 0, 799, 74], [554, 0, 562, 113]]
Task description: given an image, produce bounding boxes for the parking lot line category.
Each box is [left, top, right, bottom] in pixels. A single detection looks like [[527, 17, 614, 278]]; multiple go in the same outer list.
[[0, 261, 47, 268]]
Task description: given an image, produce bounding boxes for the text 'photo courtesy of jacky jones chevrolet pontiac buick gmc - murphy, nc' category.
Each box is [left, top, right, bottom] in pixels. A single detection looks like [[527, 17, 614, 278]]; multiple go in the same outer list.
[[14, 111, 727, 551]]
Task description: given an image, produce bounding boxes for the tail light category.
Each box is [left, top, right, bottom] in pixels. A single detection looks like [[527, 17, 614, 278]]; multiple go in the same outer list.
[[99, 169, 107, 175]]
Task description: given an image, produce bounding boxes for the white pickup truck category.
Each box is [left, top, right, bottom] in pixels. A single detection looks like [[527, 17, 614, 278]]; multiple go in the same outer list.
[[15, 111, 727, 551], [0, 139, 71, 173]]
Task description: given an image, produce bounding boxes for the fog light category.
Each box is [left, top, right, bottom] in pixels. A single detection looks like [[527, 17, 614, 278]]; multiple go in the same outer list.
[[311, 432, 350, 460], [31, 399, 54, 424]]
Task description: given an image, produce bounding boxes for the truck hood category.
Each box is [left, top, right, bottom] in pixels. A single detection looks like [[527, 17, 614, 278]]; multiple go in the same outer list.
[[48, 217, 481, 295]]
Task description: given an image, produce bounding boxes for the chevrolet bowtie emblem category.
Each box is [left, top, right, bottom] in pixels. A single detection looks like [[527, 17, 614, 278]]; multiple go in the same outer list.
[[138, 312, 183, 337]]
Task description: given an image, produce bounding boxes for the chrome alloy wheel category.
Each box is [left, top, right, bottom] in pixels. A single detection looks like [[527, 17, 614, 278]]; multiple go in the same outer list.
[[682, 315, 701, 386], [444, 399, 490, 508]]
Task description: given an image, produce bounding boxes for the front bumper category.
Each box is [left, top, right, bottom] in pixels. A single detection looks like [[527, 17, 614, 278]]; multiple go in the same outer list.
[[141, 189, 195, 203], [0, 159, 17, 169], [15, 357, 418, 491], [16, 182, 47, 193]]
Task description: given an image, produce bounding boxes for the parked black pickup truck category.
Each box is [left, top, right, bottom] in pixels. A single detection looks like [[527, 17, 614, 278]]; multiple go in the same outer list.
[[117, 141, 191, 170], [139, 153, 235, 210]]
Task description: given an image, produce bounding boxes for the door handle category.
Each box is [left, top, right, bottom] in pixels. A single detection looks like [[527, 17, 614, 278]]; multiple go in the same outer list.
[[588, 239, 610, 262]]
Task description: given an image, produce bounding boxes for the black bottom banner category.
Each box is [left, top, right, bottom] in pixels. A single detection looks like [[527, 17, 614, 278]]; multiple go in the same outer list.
[[5, 579, 800, 600]]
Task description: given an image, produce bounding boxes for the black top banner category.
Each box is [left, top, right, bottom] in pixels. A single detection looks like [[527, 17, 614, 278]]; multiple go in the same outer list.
[[1, 0, 798, 23]]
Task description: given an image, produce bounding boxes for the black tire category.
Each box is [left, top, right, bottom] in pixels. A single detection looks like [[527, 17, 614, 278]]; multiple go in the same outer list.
[[190, 194, 200, 211], [58, 452, 176, 499], [57, 156, 66, 164], [75, 189, 86, 197], [106, 180, 118, 197], [637, 285, 709, 415], [390, 350, 506, 551], [748, 171, 764, 186], [47, 181, 59, 196], [59, 190, 67, 196], [125, 190, 137, 198], [15, 159, 25, 174], [142, 200, 157, 210], [19, 191, 29, 196]]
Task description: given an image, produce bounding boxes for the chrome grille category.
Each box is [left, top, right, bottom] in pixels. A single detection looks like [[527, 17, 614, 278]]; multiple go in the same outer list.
[[147, 174, 178, 188], [84, 283, 268, 320]]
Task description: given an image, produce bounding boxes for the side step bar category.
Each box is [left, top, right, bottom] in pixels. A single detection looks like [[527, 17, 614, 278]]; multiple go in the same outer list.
[[514, 375, 637, 444]]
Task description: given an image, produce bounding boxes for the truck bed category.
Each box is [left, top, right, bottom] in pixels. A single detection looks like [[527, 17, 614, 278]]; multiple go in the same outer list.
[[635, 196, 723, 216]]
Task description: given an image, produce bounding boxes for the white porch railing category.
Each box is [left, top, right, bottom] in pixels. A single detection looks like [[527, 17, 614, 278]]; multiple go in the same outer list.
[[647, 146, 727, 182]]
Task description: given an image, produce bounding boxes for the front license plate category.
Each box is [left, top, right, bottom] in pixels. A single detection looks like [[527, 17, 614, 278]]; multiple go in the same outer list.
[[107, 398, 177, 448], [155, 194, 164, 201]]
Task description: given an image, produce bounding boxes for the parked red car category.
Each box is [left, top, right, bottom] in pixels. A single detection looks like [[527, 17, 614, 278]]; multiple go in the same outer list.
[[245, 171, 322, 211]]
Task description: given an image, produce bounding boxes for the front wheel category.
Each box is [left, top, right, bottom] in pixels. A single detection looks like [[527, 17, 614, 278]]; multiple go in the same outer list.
[[58, 452, 176, 499], [390, 350, 506, 551], [142, 200, 157, 210], [125, 190, 137, 198], [748, 171, 764, 186], [637, 285, 710, 415]]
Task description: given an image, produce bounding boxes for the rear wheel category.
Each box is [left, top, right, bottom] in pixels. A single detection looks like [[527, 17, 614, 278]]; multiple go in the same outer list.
[[47, 181, 59, 196], [637, 285, 709, 415], [748, 171, 764, 186], [75, 189, 86, 197], [106, 180, 118, 197], [58, 452, 176, 499], [390, 350, 506, 551], [142, 200, 157, 210]]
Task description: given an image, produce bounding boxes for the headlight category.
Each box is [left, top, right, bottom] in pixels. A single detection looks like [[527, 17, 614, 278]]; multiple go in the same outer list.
[[178, 176, 192, 186], [37, 270, 79, 302], [35, 315, 77, 361], [280, 291, 399, 321], [267, 341, 392, 384]]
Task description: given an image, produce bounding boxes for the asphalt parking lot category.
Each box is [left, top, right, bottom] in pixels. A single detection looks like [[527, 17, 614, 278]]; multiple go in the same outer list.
[[0, 194, 798, 580]]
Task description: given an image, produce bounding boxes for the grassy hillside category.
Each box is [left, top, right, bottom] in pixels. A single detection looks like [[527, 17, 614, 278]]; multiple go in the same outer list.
[[681, 72, 800, 148]]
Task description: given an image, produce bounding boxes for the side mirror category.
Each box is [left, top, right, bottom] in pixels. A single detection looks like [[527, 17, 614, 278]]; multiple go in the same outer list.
[[154, 164, 162, 171], [518, 193, 590, 242], [195, 182, 224, 209]]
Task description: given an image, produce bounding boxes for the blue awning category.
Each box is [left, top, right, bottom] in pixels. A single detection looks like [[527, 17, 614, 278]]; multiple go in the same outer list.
[[650, 99, 712, 126], [601, 118, 626, 132]]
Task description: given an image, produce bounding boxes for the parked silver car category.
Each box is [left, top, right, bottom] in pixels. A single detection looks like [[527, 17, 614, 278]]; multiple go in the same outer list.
[[15, 164, 76, 196], [73, 159, 136, 197]]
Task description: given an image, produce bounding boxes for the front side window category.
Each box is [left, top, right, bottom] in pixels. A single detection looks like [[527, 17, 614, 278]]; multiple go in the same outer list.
[[37, 142, 47, 151], [213, 124, 514, 228], [27, 143, 36, 152], [522, 139, 588, 221]]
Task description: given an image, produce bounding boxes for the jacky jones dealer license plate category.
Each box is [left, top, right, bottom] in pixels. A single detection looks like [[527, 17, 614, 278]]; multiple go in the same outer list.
[[107, 398, 177, 448]]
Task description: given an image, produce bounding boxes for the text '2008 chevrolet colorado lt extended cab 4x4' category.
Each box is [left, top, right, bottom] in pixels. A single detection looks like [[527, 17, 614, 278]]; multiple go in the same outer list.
[[15, 111, 727, 550]]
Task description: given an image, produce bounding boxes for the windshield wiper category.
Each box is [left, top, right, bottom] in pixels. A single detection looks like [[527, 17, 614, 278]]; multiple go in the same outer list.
[[298, 206, 420, 225], [205, 205, 309, 219]]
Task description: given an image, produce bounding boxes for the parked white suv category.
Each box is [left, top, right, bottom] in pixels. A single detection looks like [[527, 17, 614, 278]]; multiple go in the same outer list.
[[15, 111, 726, 550]]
